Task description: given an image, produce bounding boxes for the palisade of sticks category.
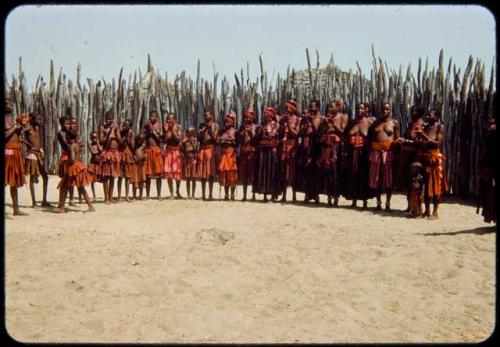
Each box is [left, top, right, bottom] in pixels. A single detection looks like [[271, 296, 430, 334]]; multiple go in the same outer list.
[[6, 47, 495, 198]]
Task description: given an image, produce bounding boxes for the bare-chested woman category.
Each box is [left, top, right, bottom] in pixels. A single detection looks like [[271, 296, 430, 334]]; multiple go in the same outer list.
[[343, 103, 376, 209], [303, 100, 324, 205], [253, 106, 279, 202], [237, 108, 257, 201], [415, 109, 448, 219], [117, 119, 135, 202], [4, 98, 28, 215], [318, 100, 348, 206], [197, 106, 219, 201], [277, 99, 301, 202], [143, 110, 164, 200], [218, 112, 238, 200], [368, 103, 400, 211], [163, 113, 183, 199], [99, 111, 122, 204]]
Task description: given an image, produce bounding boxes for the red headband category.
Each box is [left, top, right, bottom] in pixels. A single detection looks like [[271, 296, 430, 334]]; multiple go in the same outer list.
[[285, 100, 297, 112], [264, 106, 277, 117], [244, 108, 255, 119], [225, 113, 236, 125]]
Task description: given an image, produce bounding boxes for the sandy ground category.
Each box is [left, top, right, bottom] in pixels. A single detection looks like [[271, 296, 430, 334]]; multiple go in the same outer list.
[[4, 175, 496, 343]]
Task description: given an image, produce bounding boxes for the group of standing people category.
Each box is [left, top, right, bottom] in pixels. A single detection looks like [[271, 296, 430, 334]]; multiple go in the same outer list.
[[4, 96, 495, 223]]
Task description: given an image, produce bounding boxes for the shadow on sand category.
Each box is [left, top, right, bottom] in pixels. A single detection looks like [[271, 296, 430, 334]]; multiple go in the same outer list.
[[419, 225, 496, 236]]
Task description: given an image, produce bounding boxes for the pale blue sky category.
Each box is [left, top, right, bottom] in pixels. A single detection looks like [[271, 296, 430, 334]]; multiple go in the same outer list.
[[5, 4, 496, 89]]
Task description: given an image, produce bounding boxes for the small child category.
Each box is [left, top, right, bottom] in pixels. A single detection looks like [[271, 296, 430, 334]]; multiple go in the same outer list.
[[131, 133, 147, 200], [409, 161, 424, 218], [87, 131, 102, 201], [181, 127, 198, 199]]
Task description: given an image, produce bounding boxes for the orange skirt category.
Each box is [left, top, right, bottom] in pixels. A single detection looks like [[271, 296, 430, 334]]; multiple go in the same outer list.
[[87, 162, 101, 183], [4, 142, 25, 187], [60, 160, 92, 189], [58, 152, 69, 178], [100, 149, 121, 178], [183, 155, 197, 179], [219, 146, 238, 187], [197, 145, 216, 179], [69, 161, 92, 187], [417, 149, 449, 197], [120, 147, 135, 178], [144, 145, 164, 178], [131, 162, 147, 186], [371, 140, 393, 151], [163, 146, 182, 180]]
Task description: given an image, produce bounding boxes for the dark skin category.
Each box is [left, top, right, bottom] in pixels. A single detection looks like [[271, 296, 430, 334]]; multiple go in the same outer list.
[[323, 102, 348, 206], [24, 114, 51, 207], [88, 132, 102, 201], [56, 133, 95, 213], [99, 115, 122, 204], [57, 118, 77, 206], [163, 114, 183, 199], [237, 113, 257, 201], [348, 103, 375, 209], [133, 135, 147, 200], [117, 120, 135, 202], [5, 100, 28, 216], [181, 128, 197, 199], [278, 104, 300, 202], [218, 118, 237, 200], [144, 113, 163, 200], [198, 110, 220, 200], [304, 101, 324, 204], [415, 110, 445, 219], [369, 103, 400, 211], [256, 111, 279, 202], [70, 119, 84, 204], [395, 107, 426, 211]]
